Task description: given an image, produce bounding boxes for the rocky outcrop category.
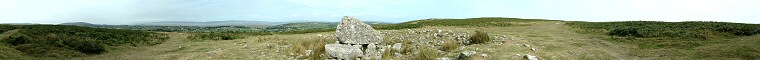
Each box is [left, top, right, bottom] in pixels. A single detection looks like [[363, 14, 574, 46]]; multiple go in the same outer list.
[[326, 16, 385, 60]]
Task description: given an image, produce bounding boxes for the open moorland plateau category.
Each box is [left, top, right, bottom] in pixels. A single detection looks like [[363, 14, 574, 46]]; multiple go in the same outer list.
[[1, 16, 758, 60]]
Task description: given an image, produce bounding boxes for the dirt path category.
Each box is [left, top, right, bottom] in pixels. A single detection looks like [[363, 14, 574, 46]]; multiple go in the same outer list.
[[528, 22, 632, 59], [81, 32, 190, 60]]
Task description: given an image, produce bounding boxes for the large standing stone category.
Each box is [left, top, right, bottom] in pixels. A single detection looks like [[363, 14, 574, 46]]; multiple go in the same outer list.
[[336, 16, 383, 44], [325, 44, 363, 59]]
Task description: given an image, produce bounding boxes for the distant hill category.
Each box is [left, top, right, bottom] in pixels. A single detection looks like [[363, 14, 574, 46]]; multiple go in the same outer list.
[[136, 20, 286, 27], [0, 23, 46, 25], [262, 21, 393, 32], [59, 22, 100, 27]]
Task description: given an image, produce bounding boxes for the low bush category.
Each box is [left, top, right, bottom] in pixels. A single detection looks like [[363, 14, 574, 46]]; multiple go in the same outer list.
[[187, 32, 270, 41], [608, 27, 643, 37], [1, 25, 166, 57], [0, 24, 16, 33]]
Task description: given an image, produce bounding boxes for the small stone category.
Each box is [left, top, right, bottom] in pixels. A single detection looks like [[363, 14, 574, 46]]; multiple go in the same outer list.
[[392, 43, 403, 52], [394, 53, 403, 58], [525, 54, 538, 60], [455, 51, 477, 60], [481, 54, 488, 57], [531, 48, 537, 51], [524, 44, 531, 47], [305, 50, 313, 56], [436, 57, 451, 60]]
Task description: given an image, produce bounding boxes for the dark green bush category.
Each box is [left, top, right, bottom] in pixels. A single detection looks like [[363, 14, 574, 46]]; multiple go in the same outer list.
[[0, 24, 17, 33], [373, 24, 421, 30], [567, 21, 760, 38], [469, 30, 491, 44], [1, 25, 165, 57], [65, 39, 105, 54], [275, 28, 334, 34], [608, 27, 643, 37]]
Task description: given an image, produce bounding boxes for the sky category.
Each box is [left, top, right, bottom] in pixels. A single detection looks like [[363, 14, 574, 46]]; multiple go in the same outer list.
[[0, 0, 759, 24]]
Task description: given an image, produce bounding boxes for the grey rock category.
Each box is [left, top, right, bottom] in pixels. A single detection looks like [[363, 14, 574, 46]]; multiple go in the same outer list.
[[462, 51, 476, 56], [325, 44, 363, 59], [335, 16, 383, 44], [436, 57, 451, 60], [392, 43, 403, 52], [364, 43, 381, 59], [524, 44, 531, 47], [305, 50, 313, 56], [525, 54, 538, 60], [455, 51, 477, 60]]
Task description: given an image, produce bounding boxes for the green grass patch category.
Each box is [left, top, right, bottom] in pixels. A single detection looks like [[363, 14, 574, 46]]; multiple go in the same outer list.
[[187, 32, 271, 41], [402, 18, 558, 27], [568, 21, 760, 59], [567, 21, 760, 38]]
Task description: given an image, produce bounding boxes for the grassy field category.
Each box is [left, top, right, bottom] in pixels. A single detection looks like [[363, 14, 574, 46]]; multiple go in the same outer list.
[[567, 21, 760, 59], [1, 18, 758, 60]]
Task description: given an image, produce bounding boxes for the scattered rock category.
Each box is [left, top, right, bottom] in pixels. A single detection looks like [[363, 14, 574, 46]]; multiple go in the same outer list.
[[525, 54, 538, 60], [531, 48, 537, 51], [524, 44, 531, 47]]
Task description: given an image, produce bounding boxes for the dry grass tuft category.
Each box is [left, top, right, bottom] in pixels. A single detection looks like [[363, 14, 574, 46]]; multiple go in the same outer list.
[[288, 36, 328, 59], [414, 47, 441, 60], [469, 30, 491, 44], [440, 40, 460, 52]]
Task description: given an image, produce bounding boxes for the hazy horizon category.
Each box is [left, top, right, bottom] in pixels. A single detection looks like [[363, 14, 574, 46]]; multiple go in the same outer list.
[[1, 0, 759, 24]]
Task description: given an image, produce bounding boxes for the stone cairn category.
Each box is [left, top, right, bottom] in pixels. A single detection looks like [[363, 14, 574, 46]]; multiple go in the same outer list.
[[326, 16, 384, 60]]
